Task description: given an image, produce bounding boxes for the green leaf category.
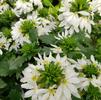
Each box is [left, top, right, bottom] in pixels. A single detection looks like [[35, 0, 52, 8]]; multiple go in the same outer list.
[[42, 0, 52, 7], [0, 61, 9, 77], [29, 28, 38, 43], [21, 43, 39, 57], [8, 89, 22, 100], [38, 8, 49, 17], [9, 55, 27, 70], [0, 79, 7, 89], [39, 34, 56, 45]]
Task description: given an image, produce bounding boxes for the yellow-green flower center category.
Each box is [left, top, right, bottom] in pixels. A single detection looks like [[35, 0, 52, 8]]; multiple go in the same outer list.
[[20, 20, 35, 34], [82, 64, 100, 78], [70, 0, 89, 13], [36, 62, 65, 88]]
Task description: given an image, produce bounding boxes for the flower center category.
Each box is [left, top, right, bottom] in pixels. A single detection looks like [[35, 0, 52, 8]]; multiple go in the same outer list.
[[60, 37, 77, 54], [82, 64, 100, 78], [20, 20, 35, 34], [36, 62, 65, 88], [70, 0, 89, 13]]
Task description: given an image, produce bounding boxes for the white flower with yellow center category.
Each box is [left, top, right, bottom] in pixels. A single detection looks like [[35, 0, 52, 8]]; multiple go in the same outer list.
[[59, 0, 94, 34], [21, 53, 80, 100], [27, 13, 56, 36], [11, 19, 34, 50], [73, 55, 101, 90]]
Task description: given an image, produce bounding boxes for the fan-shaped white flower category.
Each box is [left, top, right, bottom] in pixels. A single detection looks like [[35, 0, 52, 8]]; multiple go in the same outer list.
[[51, 44, 63, 54], [0, 3, 9, 14], [11, 19, 31, 50], [21, 53, 80, 100], [0, 32, 11, 51], [59, 0, 94, 34], [55, 32, 69, 40], [14, 0, 33, 16], [27, 13, 56, 36], [37, 16, 56, 36], [90, 0, 101, 15], [73, 55, 101, 90]]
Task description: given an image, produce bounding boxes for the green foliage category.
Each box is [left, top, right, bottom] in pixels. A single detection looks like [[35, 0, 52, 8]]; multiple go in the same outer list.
[[39, 8, 49, 17], [0, 52, 27, 99], [1, 0, 101, 99], [82, 84, 101, 100], [41, 0, 60, 17], [37, 62, 64, 88], [39, 34, 56, 45], [29, 28, 38, 43], [21, 43, 39, 59], [42, 0, 52, 7], [59, 36, 82, 59], [60, 36, 77, 53], [0, 79, 7, 89], [8, 89, 22, 100], [0, 77, 23, 100], [1, 27, 11, 38]]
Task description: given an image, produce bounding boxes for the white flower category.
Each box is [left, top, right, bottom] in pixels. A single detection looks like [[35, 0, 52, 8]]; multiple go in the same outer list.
[[51, 44, 63, 54], [34, 53, 53, 65], [31, 0, 43, 8], [14, 0, 33, 16], [90, 0, 101, 15], [28, 13, 56, 36], [59, 0, 94, 34], [9, 42, 20, 52], [0, 3, 9, 14], [73, 55, 101, 90], [55, 32, 70, 40], [55, 67, 80, 100], [79, 17, 94, 33], [27, 11, 40, 25], [37, 16, 56, 36], [0, 32, 11, 51], [21, 53, 80, 100], [11, 19, 31, 50]]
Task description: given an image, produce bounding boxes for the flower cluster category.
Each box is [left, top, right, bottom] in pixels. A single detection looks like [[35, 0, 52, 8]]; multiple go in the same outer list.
[[1, 0, 101, 100]]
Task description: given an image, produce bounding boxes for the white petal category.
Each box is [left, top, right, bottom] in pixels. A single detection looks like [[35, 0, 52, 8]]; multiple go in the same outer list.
[[68, 84, 80, 98], [41, 93, 49, 100], [24, 90, 34, 98], [21, 83, 33, 89], [63, 88, 72, 100], [78, 11, 90, 16], [55, 86, 62, 99], [0, 49, 3, 55]]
